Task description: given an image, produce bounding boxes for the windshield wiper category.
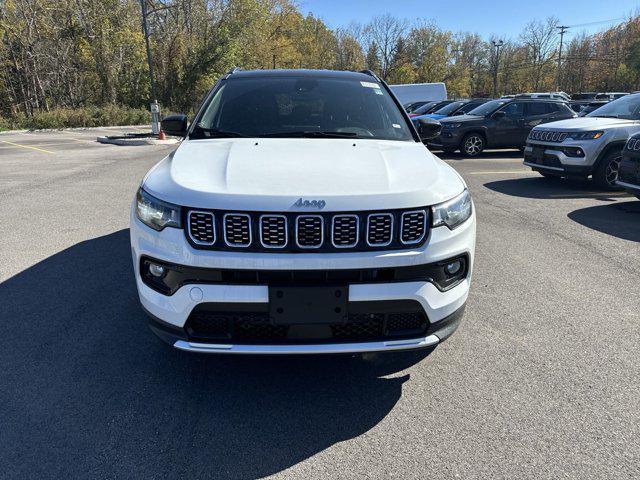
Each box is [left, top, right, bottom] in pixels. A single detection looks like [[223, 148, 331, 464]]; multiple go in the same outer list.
[[260, 131, 359, 138], [592, 114, 620, 118], [190, 126, 248, 138]]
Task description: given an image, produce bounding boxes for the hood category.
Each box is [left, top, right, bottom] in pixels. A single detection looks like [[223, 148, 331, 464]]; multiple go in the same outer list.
[[536, 116, 639, 130], [142, 138, 465, 211], [440, 114, 484, 124]]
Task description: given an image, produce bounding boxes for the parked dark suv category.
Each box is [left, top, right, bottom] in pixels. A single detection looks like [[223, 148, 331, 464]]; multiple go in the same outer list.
[[430, 98, 576, 156]]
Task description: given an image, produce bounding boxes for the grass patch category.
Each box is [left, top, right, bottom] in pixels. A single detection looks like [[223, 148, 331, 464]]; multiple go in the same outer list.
[[0, 106, 150, 131]]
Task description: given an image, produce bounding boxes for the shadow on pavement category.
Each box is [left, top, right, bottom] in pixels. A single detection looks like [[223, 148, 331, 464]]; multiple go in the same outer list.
[[484, 176, 633, 201], [568, 201, 640, 242], [0, 229, 431, 479]]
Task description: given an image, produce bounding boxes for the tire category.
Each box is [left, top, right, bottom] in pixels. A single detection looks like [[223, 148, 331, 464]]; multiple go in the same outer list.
[[593, 149, 623, 190], [461, 133, 485, 157]]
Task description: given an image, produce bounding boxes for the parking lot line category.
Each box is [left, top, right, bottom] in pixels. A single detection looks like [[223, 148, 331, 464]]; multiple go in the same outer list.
[[0, 140, 54, 154]]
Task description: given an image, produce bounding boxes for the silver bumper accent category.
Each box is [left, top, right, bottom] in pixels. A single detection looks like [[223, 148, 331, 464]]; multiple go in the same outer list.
[[523, 161, 564, 171], [173, 335, 440, 354], [616, 180, 640, 192]]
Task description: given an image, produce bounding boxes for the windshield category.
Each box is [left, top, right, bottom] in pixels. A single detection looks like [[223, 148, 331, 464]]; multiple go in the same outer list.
[[411, 102, 438, 115], [587, 93, 640, 119], [433, 101, 465, 115], [466, 99, 509, 116], [406, 101, 427, 113], [192, 76, 414, 141]]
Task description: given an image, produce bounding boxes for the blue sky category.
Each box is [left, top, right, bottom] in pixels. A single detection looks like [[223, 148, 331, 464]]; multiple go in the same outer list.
[[298, 0, 640, 40]]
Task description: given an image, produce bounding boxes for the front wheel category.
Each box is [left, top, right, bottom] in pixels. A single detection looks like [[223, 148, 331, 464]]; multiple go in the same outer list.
[[461, 133, 485, 157], [593, 149, 623, 190]]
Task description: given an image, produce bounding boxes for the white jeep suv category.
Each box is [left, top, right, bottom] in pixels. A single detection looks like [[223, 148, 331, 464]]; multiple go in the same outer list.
[[524, 92, 640, 189], [130, 69, 476, 354]]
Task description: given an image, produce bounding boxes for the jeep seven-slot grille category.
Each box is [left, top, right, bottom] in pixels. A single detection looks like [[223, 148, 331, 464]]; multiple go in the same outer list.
[[401, 210, 427, 244], [260, 215, 287, 248], [332, 215, 359, 248], [367, 214, 393, 246], [296, 216, 323, 248], [224, 214, 251, 247], [188, 211, 215, 245], [184, 208, 430, 252]]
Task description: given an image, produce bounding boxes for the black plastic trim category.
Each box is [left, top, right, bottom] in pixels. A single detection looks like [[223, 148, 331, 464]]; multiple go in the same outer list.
[[139, 254, 470, 296]]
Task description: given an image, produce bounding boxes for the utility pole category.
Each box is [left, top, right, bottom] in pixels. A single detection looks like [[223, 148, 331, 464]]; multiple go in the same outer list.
[[140, 0, 160, 135], [492, 40, 504, 98], [556, 25, 569, 92]]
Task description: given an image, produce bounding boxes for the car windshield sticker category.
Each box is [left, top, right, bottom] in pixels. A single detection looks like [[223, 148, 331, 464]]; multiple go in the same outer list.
[[360, 81, 379, 88]]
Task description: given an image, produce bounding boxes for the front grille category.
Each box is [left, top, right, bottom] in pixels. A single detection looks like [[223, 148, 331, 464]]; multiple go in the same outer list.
[[626, 138, 640, 151], [331, 315, 384, 340], [332, 215, 359, 248], [184, 301, 429, 344], [188, 211, 215, 245], [385, 312, 428, 335], [224, 214, 251, 247], [367, 213, 393, 246], [529, 130, 568, 142], [296, 215, 323, 248], [185, 207, 430, 252], [260, 215, 287, 248], [401, 210, 427, 244]]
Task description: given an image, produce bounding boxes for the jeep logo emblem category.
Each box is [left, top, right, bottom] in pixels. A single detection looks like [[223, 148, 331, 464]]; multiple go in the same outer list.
[[293, 198, 326, 210]]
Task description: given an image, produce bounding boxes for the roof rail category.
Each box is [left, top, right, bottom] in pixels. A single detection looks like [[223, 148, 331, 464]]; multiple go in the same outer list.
[[359, 69, 382, 82], [225, 67, 241, 78]]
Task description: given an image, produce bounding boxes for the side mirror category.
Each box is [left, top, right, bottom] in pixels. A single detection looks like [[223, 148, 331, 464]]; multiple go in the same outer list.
[[416, 117, 442, 141], [492, 110, 506, 120], [161, 114, 188, 137]]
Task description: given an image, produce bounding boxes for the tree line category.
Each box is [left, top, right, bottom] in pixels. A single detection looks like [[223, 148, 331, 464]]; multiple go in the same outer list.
[[1, 0, 640, 128]]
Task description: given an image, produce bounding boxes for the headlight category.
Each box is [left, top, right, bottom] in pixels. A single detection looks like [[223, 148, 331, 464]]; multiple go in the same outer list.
[[568, 131, 604, 140], [135, 187, 181, 231], [432, 189, 473, 230]]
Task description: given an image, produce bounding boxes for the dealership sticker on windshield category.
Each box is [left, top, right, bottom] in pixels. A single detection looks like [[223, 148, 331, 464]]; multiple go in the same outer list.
[[360, 81, 380, 88], [392, 124, 401, 128]]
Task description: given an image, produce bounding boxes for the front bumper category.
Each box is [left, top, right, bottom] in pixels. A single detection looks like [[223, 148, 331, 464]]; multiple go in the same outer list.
[[523, 139, 603, 175], [617, 156, 640, 194], [428, 130, 464, 149], [130, 203, 475, 353]]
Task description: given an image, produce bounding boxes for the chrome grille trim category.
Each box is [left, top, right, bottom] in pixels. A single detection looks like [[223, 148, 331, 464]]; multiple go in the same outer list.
[[331, 214, 359, 248], [259, 214, 288, 249], [366, 213, 394, 247], [223, 213, 252, 247], [400, 210, 427, 245], [295, 215, 324, 249], [187, 210, 216, 245]]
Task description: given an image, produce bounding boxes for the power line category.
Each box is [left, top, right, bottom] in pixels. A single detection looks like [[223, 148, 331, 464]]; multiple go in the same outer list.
[[566, 17, 626, 29]]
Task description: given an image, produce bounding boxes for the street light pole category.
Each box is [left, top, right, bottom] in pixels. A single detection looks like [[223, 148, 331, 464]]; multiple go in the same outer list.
[[139, 0, 160, 135], [492, 40, 504, 98], [556, 25, 569, 91]]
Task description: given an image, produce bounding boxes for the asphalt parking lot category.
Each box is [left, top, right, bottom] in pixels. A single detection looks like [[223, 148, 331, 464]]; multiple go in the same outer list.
[[1, 129, 639, 479]]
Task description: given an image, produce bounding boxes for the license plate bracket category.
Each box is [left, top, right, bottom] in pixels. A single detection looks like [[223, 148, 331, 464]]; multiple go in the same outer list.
[[269, 286, 348, 325], [532, 147, 545, 163]]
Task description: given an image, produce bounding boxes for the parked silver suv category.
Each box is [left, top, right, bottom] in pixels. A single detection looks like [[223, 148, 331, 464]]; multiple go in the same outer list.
[[524, 93, 640, 189]]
